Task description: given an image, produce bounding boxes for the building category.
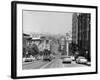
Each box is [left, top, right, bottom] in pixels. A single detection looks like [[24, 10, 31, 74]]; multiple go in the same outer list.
[[71, 13, 79, 56], [23, 33, 32, 57], [72, 13, 91, 61], [78, 13, 91, 61], [72, 13, 78, 45], [30, 33, 50, 51], [59, 37, 66, 55], [40, 36, 51, 51], [30, 33, 41, 46]]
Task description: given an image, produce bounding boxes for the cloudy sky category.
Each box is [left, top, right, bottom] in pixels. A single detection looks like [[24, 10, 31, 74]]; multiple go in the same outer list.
[[23, 10, 73, 35]]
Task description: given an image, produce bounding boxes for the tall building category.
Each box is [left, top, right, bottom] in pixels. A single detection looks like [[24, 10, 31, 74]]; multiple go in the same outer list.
[[72, 13, 79, 45], [78, 13, 91, 61], [72, 13, 91, 61]]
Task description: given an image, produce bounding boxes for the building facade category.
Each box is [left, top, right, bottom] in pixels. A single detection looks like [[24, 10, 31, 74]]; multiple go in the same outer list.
[[23, 33, 33, 57], [72, 13, 78, 45], [59, 37, 66, 55], [72, 13, 91, 61], [78, 13, 91, 61]]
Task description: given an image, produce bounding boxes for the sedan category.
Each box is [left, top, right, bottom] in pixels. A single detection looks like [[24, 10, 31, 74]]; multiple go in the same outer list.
[[24, 58, 33, 62], [62, 56, 72, 63], [76, 56, 87, 64]]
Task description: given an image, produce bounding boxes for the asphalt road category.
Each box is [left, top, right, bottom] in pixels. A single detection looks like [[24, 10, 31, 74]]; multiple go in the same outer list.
[[22, 58, 90, 70]]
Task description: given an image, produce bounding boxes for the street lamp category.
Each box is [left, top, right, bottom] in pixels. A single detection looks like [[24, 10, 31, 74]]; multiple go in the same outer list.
[[66, 33, 70, 56]]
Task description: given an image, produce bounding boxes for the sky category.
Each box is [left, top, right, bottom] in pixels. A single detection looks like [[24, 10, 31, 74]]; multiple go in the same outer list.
[[23, 10, 73, 35]]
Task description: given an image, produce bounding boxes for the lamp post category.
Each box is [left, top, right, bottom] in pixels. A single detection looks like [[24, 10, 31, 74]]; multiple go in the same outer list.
[[66, 33, 70, 56]]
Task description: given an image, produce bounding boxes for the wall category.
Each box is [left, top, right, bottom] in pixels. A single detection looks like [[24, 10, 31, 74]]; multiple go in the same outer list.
[[0, 0, 99, 80]]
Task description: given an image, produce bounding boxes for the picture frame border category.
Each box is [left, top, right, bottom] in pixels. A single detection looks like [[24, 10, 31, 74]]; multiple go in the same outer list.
[[11, 1, 98, 79]]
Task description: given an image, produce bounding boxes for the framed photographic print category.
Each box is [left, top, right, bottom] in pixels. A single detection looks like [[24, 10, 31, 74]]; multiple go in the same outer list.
[[11, 1, 98, 79]]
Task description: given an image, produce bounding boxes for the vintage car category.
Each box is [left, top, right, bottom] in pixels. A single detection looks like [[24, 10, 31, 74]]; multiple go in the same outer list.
[[76, 56, 87, 64], [62, 56, 72, 63], [24, 58, 33, 62]]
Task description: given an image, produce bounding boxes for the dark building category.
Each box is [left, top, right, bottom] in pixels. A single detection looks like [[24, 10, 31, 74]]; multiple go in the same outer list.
[[78, 13, 91, 61], [72, 13, 91, 61]]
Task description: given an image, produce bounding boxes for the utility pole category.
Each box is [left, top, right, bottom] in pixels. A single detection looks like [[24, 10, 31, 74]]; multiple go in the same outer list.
[[66, 33, 70, 56]]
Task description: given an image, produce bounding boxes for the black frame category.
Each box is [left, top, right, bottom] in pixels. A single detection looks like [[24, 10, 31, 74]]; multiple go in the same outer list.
[[11, 1, 98, 79]]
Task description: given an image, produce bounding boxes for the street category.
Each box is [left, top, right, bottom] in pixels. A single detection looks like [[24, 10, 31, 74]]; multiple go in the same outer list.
[[22, 58, 89, 70]]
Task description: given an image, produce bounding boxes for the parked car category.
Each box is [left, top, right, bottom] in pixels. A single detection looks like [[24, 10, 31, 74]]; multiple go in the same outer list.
[[43, 57, 52, 61], [30, 55, 36, 61], [62, 56, 72, 63], [22, 57, 26, 62], [76, 56, 87, 64], [37, 56, 42, 60], [24, 58, 33, 62], [31, 57, 36, 61]]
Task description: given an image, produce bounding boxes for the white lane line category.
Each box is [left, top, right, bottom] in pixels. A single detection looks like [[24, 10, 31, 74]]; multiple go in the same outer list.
[[40, 60, 54, 69]]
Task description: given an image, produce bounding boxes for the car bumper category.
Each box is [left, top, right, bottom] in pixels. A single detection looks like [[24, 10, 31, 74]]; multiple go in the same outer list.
[[63, 61, 71, 63]]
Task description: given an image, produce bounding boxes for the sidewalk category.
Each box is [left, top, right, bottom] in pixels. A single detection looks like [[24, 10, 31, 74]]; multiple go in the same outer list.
[[22, 61, 33, 65], [22, 60, 43, 65]]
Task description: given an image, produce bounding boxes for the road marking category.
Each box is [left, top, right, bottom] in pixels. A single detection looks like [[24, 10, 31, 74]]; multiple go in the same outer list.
[[40, 60, 54, 69]]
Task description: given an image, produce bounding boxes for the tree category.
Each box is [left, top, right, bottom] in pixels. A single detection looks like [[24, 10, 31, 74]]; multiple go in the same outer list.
[[23, 47, 26, 57], [31, 43, 39, 56]]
